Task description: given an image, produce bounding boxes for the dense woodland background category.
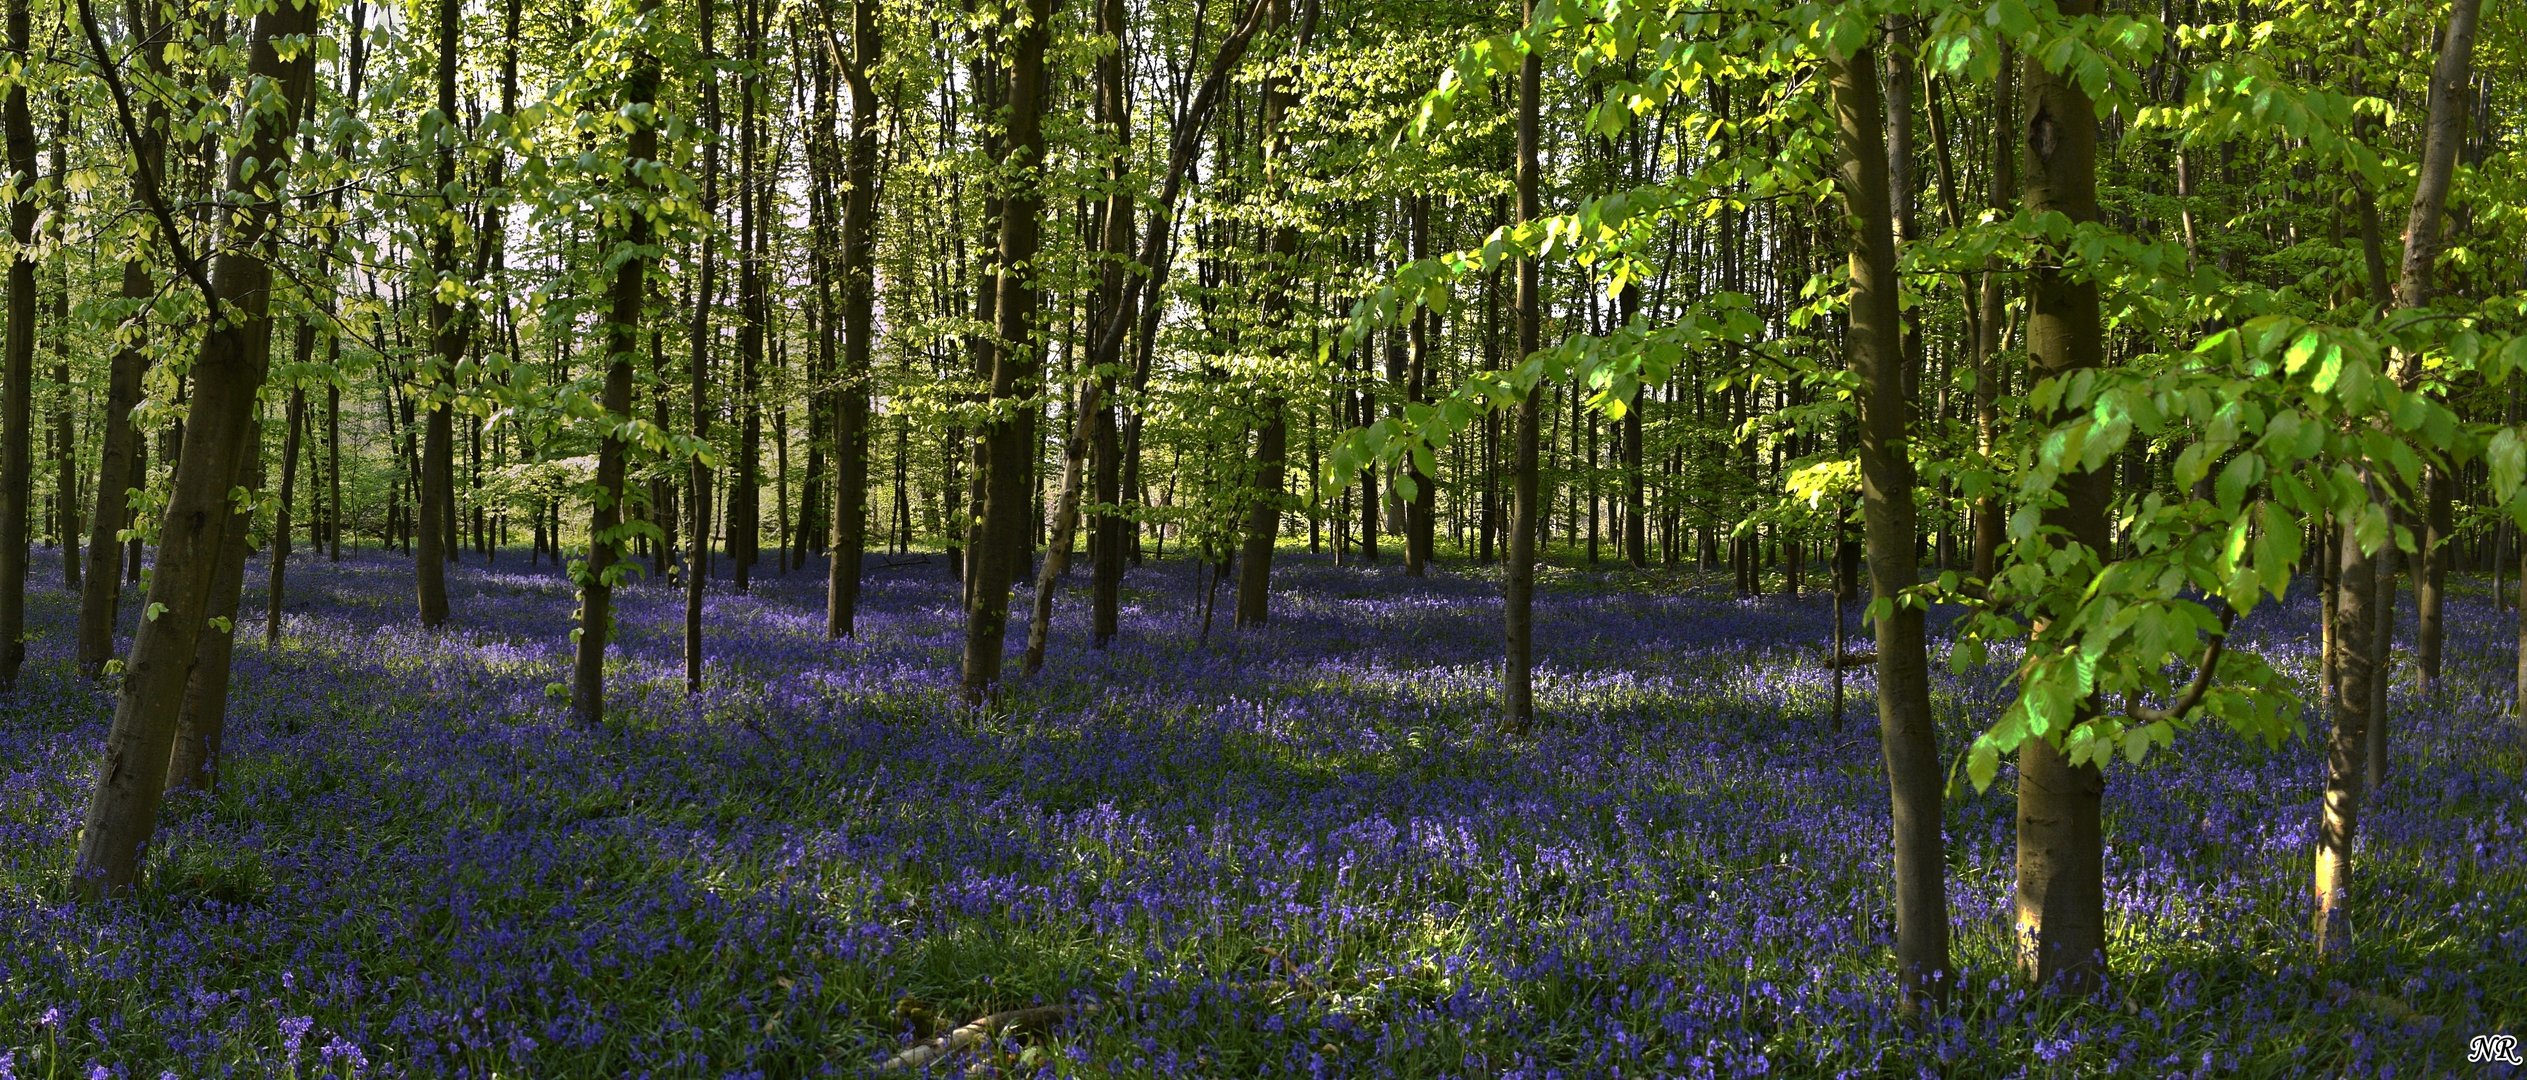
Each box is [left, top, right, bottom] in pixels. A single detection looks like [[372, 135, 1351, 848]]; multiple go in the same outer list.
[[0, 0, 2523, 1069]]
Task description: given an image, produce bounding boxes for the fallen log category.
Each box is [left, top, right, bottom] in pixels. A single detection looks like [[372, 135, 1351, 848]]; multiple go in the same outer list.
[[877, 1003, 1100, 1072]]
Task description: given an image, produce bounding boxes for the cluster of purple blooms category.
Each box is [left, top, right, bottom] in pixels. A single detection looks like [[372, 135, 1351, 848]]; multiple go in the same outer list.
[[1, 549, 2521, 1077]]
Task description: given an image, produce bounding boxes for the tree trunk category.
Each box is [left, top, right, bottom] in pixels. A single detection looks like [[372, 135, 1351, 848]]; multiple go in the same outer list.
[[2015, 0, 2111, 993], [1403, 195, 1435, 575], [1026, 380, 1099, 671], [327, 379, 341, 560], [265, 365, 309, 642], [1620, 274, 1645, 568], [1502, 2, 1541, 733], [685, 0, 721, 692], [826, 0, 880, 638], [2412, 451, 2451, 699], [48, 106, 75, 593], [167, 417, 262, 794], [2314, 0, 2478, 957], [731, 0, 765, 594], [2367, 530, 2397, 791], [1830, 33, 1950, 1012], [0, 0, 38, 690], [1087, 0, 1130, 648], [959, 0, 1051, 700], [2316, 508, 2380, 954], [1969, 55, 2016, 585], [1233, 399, 1287, 626], [572, 0, 662, 728], [413, 0, 463, 629], [79, 258, 154, 673], [1235, 0, 1304, 628], [2515, 544, 2526, 750], [71, 0, 319, 899]]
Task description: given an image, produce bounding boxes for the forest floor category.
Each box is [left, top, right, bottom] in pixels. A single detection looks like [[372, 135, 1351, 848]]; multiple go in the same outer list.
[[2, 547, 2523, 1078]]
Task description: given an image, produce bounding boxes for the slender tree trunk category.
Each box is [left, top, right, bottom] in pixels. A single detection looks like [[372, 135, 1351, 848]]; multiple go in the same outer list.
[[265, 366, 309, 642], [1233, 399, 1287, 626], [71, 0, 319, 899], [0, 0, 38, 690], [1087, 0, 1130, 648], [2367, 529, 2397, 791], [412, 0, 463, 628], [2015, 0, 2111, 992], [2412, 444, 2451, 700], [2315, 0, 2478, 957], [1026, 379, 1099, 671], [572, 0, 661, 728], [2317, 501, 2381, 954], [959, 0, 1052, 700], [48, 106, 75, 592], [2515, 543, 2527, 748], [79, 259, 153, 673], [1620, 274, 1645, 569], [731, 0, 765, 594], [1969, 56, 2016, 585], [327, 378, 341, 560], [1234, 0, 1304, 628], [826, 0, 880, 638], [1503, 1, 1541, 732], [1403, 195, 1435, 575], [1831, 34, 1950, 1011], [685, 0, 720, 692]]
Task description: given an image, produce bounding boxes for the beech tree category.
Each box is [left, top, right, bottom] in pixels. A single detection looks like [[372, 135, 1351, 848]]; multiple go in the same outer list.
[[72, 0, 324, 899]]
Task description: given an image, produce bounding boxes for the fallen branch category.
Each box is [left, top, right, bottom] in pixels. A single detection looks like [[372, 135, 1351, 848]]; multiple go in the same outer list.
[[1824, 651, 1877, 671], [878, 1004, 1100, 1072]]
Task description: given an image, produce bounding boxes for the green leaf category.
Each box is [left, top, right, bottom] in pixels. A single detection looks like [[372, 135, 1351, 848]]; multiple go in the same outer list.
[[2122, 725, 2151, 764], [2490, 428, 2525, 503], [1967, 739, 1999, 791], [2215, 454, 2258, 512]]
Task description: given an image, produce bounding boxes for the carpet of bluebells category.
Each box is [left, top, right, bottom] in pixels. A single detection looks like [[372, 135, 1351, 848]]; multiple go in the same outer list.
[[2, 545, 2523, 1078]]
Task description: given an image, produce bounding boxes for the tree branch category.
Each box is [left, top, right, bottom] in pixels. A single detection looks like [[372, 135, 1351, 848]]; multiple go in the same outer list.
[[2129, 606, 2237, 725]]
